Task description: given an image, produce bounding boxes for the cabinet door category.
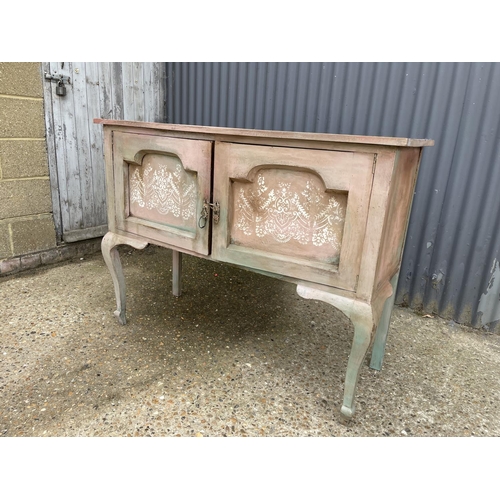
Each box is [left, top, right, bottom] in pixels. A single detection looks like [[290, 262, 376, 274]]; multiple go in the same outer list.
[[212, 142, 374, 291], [111, 131, 212, 255]]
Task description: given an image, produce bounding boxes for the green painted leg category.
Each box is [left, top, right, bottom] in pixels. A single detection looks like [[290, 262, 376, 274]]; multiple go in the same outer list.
[[172, 250, 182, 297], [296, 285, 374, 420], [101, 232, 148, 325], [340, 308, 374, 420], [369, 272, 399, 371]]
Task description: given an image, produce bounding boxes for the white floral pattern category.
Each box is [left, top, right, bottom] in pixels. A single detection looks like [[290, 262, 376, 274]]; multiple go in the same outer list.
[[234, 172, 345, 250], [129, 161, 196, 221]]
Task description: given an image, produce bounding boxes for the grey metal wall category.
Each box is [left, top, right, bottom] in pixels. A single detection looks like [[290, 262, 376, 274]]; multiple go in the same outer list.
[[165, 62, 500, 330]]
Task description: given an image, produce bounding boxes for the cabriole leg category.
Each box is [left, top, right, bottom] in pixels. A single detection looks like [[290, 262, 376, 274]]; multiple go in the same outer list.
[[172, 250, 182, 297], [340, 310, 373, 419], [101, 232, 148, 325], [296, 285, 374, 420], [369, 272, 399, 371]]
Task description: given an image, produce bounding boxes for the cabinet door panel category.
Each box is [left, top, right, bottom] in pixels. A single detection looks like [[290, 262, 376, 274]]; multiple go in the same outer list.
[[112, 131, 211, 255], [212, 142, 374, 290]]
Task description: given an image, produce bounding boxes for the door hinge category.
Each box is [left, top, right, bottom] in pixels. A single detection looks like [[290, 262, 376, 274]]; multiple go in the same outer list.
[[198, 200, 220, 228], [372, 154, 377, 174]]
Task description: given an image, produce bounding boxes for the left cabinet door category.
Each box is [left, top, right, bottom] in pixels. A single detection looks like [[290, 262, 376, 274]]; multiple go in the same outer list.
[[110, 131, 212, 255]]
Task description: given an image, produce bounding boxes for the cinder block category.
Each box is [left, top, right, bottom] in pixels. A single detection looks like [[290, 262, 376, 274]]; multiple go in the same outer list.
[[0, 179, 52, 219], [10, 216, 56, 255], [0, 222, 11, 259], [0, 140, 49, 179], [0, 63, 43, 98], [0, 97, 45, 138]]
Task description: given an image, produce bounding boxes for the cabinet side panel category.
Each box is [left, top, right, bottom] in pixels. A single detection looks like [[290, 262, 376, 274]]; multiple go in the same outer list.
[[374, 148, 422, 296], [356, 150, 397, 302]]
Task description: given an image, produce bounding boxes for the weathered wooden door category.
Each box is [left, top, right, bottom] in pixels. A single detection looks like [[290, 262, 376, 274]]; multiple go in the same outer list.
[[42, 62, 166, 243]]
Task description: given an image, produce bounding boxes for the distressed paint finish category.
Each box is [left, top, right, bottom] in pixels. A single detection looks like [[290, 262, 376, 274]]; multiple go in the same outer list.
[[296, 284, 374, 419], [94, 119, 432, 147], [129, 155, 198, 228], [231, 169, 347, 264], [111, 131, 212, 256], [212, 142, 375, 291], [85, 63, 107, 228], [370, 272, 400, 370], [101, 231, 148, 325], [41, 62, 63, 244], [43, 62, 166, 242], [96, 119, 433, 419], [375, 149, 422, 287]]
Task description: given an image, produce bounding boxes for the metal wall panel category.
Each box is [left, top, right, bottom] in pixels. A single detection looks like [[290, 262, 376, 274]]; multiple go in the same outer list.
[[165, 62, 500, 330]]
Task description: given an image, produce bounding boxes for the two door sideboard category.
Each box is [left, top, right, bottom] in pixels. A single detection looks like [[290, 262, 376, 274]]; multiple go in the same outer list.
[[95, 118, 433, 420]]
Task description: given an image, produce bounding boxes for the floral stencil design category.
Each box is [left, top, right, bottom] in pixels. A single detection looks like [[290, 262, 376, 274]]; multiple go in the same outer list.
[[234, 171, 345, 250], [130, 162, 196, 221]]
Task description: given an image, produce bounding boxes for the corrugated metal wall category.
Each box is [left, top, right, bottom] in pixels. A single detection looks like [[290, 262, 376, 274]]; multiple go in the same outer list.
[[165, 62, 500, 330]]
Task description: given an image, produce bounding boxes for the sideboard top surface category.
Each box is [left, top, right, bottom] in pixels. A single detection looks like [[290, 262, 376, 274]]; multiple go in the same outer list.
[[94, 119, 435, 148]]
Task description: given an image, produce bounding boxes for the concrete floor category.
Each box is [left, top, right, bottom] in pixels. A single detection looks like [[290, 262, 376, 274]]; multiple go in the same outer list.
[[1, 244, 499, 437]]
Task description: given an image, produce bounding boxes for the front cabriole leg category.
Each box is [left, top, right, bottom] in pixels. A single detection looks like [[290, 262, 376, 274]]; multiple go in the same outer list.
[[101, 231, 148, 325], [296, 285, 374, 420]]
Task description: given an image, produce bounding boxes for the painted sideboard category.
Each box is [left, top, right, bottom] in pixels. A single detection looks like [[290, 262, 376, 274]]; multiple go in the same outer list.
[[94, 119, 434, 420]]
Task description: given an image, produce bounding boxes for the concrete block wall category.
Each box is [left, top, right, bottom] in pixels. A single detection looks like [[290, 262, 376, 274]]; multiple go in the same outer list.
[[0, 62, 57, 262], [0, 63, 100, 276]]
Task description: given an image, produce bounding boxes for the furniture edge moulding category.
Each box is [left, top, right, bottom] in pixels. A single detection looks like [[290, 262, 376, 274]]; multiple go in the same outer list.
[[93, 118, 434, 148], [97, 122, 404, 156]]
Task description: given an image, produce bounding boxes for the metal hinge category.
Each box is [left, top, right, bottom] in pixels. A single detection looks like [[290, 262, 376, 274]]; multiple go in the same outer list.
[[198, 200, 220, 228]]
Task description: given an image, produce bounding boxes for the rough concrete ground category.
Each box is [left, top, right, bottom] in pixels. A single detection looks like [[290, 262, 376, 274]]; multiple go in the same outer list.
[[1, 244, 499, 437]]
